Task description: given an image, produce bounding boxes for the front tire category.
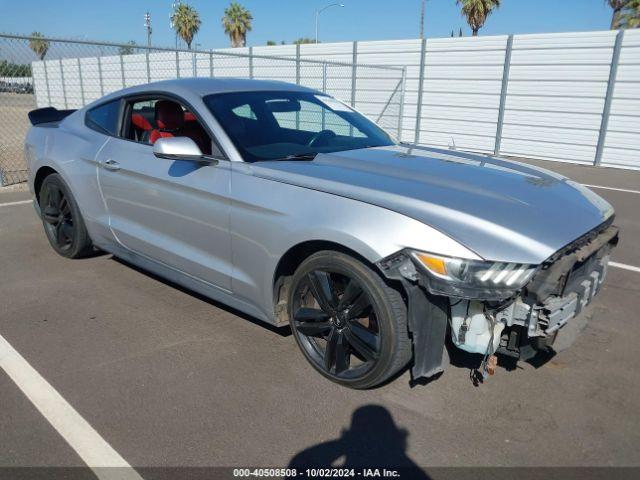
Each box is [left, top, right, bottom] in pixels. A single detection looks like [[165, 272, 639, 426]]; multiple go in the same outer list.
[[288, 251, 411, 389], [39, 173, 94, 258]]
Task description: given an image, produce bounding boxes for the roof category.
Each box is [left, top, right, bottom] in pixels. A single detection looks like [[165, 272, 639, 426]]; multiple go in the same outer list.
[[111, 77, 318, 99]]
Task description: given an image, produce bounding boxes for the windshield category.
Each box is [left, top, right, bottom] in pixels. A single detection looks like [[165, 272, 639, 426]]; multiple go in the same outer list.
[[203, 90, 395, 162]]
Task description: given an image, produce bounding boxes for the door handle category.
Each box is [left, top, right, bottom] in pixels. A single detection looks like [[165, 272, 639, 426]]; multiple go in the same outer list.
[[103, 159, 120, 171]]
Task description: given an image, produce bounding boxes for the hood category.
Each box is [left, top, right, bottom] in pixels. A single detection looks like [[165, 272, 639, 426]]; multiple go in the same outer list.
[[249, 145, 614, 265]]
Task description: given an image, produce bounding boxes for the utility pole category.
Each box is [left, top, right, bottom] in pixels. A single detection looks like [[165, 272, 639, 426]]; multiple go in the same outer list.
[[144, 12, 152, 48], [420, 0, 425, 39], [171, 0, 182, 49]]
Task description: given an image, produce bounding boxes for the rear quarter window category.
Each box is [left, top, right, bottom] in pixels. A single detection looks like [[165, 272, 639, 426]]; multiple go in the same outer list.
[[86, 100, 120, 136]]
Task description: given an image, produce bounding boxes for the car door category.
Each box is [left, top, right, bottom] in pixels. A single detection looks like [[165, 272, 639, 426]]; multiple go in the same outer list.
[[96, 95, 233, 291]]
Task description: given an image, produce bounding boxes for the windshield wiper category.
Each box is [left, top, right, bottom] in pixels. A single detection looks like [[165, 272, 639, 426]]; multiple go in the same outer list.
[[278, 153, 318, 161]]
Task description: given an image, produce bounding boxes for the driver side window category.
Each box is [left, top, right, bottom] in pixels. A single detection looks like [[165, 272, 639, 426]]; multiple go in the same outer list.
[[123, 97, 221, 157]]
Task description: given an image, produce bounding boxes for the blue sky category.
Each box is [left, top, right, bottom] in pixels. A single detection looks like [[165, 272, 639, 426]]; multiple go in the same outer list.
[[1, 0, 613, 48]]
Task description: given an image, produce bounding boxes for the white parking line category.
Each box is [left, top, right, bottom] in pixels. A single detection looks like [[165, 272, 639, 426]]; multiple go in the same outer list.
[[0, 199, 32, 207], [0, 333, 143, 480], [582, 184, 640, 195], [610, 261, 640, 273]]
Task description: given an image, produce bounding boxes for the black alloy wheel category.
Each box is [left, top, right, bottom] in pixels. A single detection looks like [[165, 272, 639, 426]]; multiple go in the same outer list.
[[293, 270, 380, 377], [39, 174, 94, 258], [41, 182, 74, 252], [289, 251, 411, 389]]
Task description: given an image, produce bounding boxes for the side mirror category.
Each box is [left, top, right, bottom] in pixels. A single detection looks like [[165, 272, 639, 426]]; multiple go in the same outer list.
[[152, 137, 218, 164]]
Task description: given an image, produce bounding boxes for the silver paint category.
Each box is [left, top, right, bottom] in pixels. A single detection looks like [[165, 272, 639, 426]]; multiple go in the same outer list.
[[152, 136, 205, 159], [26, 78, 614, 325]]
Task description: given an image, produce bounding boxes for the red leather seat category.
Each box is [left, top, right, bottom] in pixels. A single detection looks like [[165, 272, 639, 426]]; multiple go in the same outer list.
[[131, 113, 152, 131], [131, 113, 153, 143], [147, 102, 211, 154], [149, 100, 184, 144]]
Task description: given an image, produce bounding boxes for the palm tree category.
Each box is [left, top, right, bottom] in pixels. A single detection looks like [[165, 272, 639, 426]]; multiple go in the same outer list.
[[607, 0, 640, 29], [607, 0, 628, 29], [28, 32, 49, 60], [622, 0, 640, 27], [171, 3, 201, 49], [608, 0, 631, 29], [456, 0, 500, 36], [222, 2, 253, 48]]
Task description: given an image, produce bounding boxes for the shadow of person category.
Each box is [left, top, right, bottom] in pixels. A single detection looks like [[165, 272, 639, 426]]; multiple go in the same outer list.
[[287, 405, 429, 479]]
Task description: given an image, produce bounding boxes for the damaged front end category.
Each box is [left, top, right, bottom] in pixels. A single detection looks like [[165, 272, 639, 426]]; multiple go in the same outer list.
[[377, 221, 619, 381]]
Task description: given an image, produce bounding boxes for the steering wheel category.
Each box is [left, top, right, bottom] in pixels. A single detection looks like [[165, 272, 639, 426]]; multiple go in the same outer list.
[[306, 129, 337, 147]]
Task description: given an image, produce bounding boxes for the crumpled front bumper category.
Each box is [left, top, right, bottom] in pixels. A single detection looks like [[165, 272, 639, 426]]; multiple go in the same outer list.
[[381, 221, 619, 381], [496, 224, 618, 360]]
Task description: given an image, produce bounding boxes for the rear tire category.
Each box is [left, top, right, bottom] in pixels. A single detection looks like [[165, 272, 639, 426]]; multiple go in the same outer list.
[[39, 173, 94, 259], [288, 251, 411, 389]]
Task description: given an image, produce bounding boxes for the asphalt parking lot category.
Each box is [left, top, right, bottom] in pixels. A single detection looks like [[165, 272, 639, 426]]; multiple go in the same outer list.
[[1, 159, 639, 478]]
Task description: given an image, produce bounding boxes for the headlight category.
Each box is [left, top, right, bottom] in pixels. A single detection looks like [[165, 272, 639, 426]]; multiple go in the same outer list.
[[410, 251, 538, 300]]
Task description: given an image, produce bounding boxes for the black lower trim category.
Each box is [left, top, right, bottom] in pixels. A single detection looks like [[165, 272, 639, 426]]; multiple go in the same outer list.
[[402, 280, 448, 380]]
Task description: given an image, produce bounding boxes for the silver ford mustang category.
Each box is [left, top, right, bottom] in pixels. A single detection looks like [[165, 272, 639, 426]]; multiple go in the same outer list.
[[25, 78, 619, 388]]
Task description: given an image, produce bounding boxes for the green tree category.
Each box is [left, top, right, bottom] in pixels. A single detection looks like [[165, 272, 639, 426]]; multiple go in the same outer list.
[[171, 3, 201, 49], [607, 0, 628, 29], [0, 60, 31, 77], [622, 0, 640, 27], [222, 2, 253, 48], [118, 40, 137, 56], [293, 38, 316, 45], [266, 40, 277, 46], [456, 0, 500, 36], [607, 0, 640, 29], [28, 32, 49, 60]]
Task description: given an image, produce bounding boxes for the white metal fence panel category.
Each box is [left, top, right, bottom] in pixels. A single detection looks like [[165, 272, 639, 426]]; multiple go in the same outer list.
[[249, 31, 640, 167], [241, 30, 639, 169], [601, 29, 640, 169], [501, 31, 618, 165], [355, 39, 421, 142], [419, 36, 507, 152], [2, 29, 640, 186]]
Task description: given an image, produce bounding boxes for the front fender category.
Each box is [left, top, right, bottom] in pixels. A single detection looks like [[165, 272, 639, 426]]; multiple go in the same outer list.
[[229, 164, 480, 322]]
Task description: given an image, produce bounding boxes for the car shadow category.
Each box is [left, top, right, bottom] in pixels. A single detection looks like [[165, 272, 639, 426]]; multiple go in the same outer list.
[[286, 405, 430, 478], [81, 246, 110, 259], [110, 256, 292, 338]]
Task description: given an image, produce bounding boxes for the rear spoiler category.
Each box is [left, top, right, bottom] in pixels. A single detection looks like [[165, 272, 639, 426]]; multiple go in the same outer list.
[[28, 107, 76, 126]]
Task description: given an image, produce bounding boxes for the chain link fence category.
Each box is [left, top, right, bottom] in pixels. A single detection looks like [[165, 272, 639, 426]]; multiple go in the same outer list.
[[0, 33, 406, 186]]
